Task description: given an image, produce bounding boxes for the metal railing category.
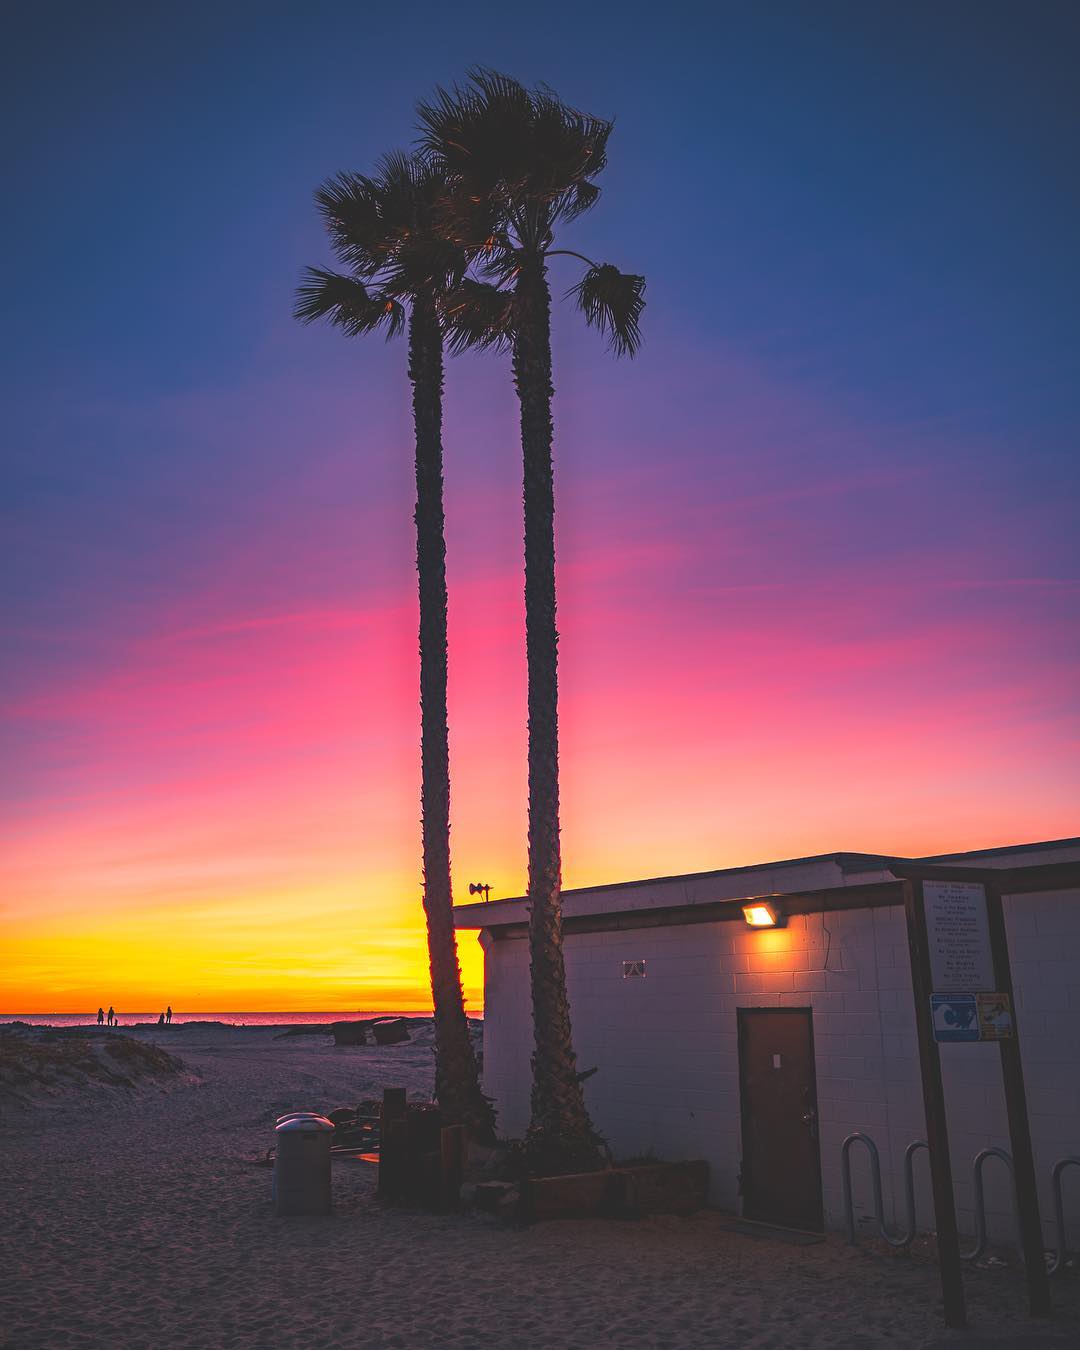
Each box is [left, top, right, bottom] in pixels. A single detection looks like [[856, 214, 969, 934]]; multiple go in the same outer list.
[[841, 1132, 928, 1247], [842, 1134, 1080, 1276], [1048, 1156, 1080, 1276], [961, 1147, 1018, 1262]]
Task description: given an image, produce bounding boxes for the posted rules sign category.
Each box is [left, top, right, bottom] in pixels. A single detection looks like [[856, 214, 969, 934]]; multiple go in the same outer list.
[[923, 880, 995, 993]]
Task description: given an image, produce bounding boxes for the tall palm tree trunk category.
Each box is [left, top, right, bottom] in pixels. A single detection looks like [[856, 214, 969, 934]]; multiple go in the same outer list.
[[512, 258, 600, 1173], [410, 293, 494, 1141]]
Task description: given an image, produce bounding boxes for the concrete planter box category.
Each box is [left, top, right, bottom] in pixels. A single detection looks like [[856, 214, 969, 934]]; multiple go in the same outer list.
[[519, 1159, 708, 1222]]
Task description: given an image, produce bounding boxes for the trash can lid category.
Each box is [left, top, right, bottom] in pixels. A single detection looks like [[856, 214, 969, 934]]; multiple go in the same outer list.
[[276, 1114, 334, 1133], [275, 1112, 323, 1125]]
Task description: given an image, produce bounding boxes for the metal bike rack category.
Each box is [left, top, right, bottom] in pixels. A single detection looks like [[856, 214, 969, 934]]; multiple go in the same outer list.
[[844, 1137, 1079, 1275], [842, 1135, 1020, 1258], [841, 1132, 928, 1247], [961, 1147, 1019, 1262], [1048, 1156, 1080, 1276]]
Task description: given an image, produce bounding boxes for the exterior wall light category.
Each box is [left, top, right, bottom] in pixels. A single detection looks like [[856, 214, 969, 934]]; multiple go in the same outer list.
[[742, 900, 786, 928]]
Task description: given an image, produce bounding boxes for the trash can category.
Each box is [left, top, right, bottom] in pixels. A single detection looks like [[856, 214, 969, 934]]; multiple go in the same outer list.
[[273, 1114, 333, 1216], [272, 1114, 329, 1205]]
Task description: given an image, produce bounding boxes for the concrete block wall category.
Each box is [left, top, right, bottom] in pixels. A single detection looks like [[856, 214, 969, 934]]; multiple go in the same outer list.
[[477, 928, 532, 1139], [477, 886, 1080, 1247]]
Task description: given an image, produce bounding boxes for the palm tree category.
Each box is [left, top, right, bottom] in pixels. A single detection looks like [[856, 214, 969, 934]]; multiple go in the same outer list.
[[295, 152, 495, 1141], [420, 71, 645, 1174]]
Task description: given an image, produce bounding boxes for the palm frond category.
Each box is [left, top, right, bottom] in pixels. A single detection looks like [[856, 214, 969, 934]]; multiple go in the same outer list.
[[568, 264, 645, 357], [441, 278, 516, 355], [469, 232, 523, 287], [313, 173, 389, 274], [528, 87, 610, 196], [379, 243, 466, 300], [309, 150, 472, 297], [553, 180, 601, 224], [369, 150, 434, 237], [431, 186, 503, 254], [294, 267, 405, 340], [418, 68, 535, 198]]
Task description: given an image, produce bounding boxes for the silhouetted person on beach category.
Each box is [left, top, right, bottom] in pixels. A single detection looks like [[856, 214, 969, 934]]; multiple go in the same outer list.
[[158, 1011, 165, 1026], [97, 1007, 104, 1025], [107, 1006, 115, 1027], [166, 1005, 172, 1024]]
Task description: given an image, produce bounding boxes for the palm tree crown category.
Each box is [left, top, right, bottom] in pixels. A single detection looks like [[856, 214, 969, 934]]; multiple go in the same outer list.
[[295, 150, 463, 336], [418, 68, 644, 353]]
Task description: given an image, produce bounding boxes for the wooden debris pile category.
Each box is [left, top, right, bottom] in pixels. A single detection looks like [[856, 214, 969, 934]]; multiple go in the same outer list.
[[375, 1087, 467, 1211]]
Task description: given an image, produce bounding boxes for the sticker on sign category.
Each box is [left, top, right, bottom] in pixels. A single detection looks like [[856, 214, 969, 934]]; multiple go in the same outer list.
[[931, 993, 980, 1042], [977, 992, 1013, 1040]]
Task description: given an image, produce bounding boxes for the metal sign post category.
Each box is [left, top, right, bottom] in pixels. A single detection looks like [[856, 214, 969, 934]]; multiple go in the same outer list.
[[895, 863, 1051, 1326], [983, 881, 1051, 1317], [902, 875, 966, 1329]]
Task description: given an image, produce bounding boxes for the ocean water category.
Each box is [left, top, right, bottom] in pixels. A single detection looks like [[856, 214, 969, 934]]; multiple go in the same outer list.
[[0, 1011, 455, 1028]]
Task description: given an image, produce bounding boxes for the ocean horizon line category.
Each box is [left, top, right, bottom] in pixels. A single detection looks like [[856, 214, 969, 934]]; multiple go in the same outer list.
[[1, 1009, 483, 1026]]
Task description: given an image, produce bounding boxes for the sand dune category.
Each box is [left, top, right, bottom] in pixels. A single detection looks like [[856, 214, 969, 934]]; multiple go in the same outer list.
[[0, 1025, 191, 1108], [0, 1021, 1076, 1349]]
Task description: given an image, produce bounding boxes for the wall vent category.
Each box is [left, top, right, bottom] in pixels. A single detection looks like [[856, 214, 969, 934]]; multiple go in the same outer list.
[[623, 959, 646, 978]]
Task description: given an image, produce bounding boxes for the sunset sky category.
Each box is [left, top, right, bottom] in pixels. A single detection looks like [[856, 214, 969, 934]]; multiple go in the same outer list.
[[2, 2, 1078, 1012]]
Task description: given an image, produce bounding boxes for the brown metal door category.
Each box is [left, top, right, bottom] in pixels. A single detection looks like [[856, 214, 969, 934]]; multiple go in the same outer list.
[[737, 1007, 823, 1231]]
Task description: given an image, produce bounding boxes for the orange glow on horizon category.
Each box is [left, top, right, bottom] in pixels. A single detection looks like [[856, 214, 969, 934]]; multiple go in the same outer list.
[[0, 887, 486, 1015]]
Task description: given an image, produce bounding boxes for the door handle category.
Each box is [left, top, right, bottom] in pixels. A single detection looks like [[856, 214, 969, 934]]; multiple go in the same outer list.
[[801, 1108, 818, 1141]]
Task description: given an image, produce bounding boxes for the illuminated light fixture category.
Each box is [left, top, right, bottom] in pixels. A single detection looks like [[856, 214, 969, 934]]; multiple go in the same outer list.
[[742, 900, 786, 929]]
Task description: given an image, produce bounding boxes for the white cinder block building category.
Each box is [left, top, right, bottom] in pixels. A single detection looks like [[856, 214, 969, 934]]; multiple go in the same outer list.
[[455, 838, 1080, 1246]]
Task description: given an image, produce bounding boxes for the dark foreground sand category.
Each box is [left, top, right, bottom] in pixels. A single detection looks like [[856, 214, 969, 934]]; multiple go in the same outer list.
[[1, 1022, 1077, 1350]]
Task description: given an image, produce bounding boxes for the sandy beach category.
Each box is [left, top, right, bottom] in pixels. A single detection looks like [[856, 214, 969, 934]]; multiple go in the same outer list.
[[1, 1021, 1077, 1350]]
